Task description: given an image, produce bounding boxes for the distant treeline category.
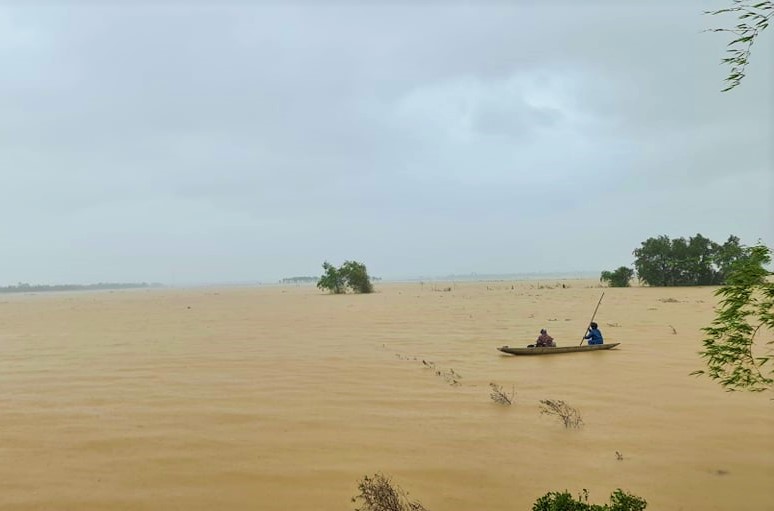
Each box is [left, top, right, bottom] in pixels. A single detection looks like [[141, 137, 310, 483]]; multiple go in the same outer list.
[[602, 234, 763, 287], [279, 276, 318, 284], [280, 275, 383, 284], [0, 282, 164, 293]]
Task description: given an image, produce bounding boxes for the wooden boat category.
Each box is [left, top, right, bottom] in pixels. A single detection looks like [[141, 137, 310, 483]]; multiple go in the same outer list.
[[497, 343, 620, 356]]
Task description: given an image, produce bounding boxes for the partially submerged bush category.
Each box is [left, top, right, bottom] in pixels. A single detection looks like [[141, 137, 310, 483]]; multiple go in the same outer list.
[[539, 399, 583, 429], [317, 260, 374, 294], [659, 297, 680, 303], [600, 267, 634, 287], [351, 474, 647, 511], [352, 473, 428, 511], [532, 488, 647, 511], [489, 383, 515, 405]]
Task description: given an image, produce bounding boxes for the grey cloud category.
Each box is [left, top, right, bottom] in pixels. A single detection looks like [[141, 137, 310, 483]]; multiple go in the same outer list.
[[1, 2, 771, 283]]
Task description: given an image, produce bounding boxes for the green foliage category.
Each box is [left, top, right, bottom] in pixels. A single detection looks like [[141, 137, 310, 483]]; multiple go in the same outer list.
[[316, 260, 374, 294], [600, 267, 634, 287], [340, 260, 374, 294], [706, 0, 772, 91], [350, 474, 648, 511], [317, 261, 347, 294], [693, 243, 774, 392], [532, 489, 647, 511], [633, 234, 751, 286]]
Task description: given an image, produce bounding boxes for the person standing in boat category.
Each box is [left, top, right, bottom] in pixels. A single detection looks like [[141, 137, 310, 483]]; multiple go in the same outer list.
[[536, 329, 555, 347], [584, 322, 604, 345]]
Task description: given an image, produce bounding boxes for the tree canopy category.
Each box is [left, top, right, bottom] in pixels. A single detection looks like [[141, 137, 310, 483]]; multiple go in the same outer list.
[[633, 234, 751, 286], [600, 267, 635, 287], [317, 260, 374, 294]]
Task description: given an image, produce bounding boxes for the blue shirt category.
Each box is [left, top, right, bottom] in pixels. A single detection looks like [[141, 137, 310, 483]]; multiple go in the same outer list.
[[585, 328, 603, 344]]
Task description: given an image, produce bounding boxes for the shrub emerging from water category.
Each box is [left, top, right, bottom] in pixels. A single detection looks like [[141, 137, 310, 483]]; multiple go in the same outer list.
[[317, 260, 374, 294], [532, 488, 647, 511], [539, 399, 583, 429], [340, 260, 374, 294], [600, 267, 634, 287], [489, 382, 515, 405], [351, 473, 428, 511], [351, 474, 647, 511], [318, 261, 347, 294]]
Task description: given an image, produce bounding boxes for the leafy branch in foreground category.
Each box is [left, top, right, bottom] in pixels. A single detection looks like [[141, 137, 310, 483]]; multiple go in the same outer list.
[[692, 243, 774, 392], [706, 0, 772, 91]]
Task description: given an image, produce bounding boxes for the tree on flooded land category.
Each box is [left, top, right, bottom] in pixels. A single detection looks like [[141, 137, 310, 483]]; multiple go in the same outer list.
[[339, 260, 374, 294], [600, 266, 635, 287], [706, 0, 772, 91], [693, 243, 774, 393], [317, 261, 347, 294], [316, 260, 373, 294], [633, 234, 752, 286]]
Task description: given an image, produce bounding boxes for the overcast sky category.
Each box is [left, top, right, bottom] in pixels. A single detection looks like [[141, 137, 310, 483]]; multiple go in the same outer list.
[[1, 1, 772, 285]]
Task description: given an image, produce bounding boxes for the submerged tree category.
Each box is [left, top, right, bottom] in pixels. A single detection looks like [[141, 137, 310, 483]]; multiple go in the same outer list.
[[600, 267, 634, 287], [317, 260, 374, 294], [317, 261, 347, 294], [340, 260, 374, 294], [633, 234, 751, 286], [693, 243, 774, 392]]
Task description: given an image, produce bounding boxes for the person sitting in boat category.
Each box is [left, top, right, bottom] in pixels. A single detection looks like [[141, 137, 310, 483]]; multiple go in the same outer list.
[[535, 329, 555, 347], [584, 322, 604, 345]]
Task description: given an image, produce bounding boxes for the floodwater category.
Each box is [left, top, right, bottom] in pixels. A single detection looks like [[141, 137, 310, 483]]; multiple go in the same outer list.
[[1, 281, 772, 510]]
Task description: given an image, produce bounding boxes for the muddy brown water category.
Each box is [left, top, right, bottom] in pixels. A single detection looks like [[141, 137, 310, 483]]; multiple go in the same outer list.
[[1, 282, 771, 510]]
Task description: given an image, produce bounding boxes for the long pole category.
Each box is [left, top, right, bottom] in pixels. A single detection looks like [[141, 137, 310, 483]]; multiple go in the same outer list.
[[580, 292, 605, 346]]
